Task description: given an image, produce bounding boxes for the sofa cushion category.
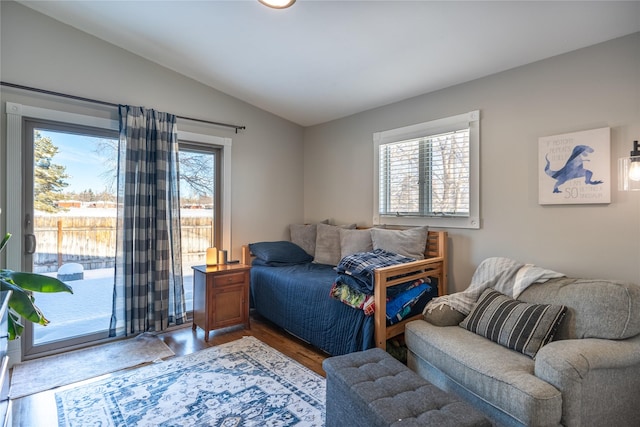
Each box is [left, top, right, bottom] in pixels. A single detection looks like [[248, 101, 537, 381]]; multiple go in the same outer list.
[[519, 277, 640, 340], [405, 320, 563, 426], [370, 226, 428, 259], [460, 288, 566, 358]]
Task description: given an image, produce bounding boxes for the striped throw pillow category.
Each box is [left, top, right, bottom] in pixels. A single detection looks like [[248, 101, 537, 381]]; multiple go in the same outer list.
[[459, 288, 566, 358]]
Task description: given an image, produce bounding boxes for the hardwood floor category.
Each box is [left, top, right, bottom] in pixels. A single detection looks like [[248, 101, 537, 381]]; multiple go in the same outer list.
[[10, 313, 330, 427]]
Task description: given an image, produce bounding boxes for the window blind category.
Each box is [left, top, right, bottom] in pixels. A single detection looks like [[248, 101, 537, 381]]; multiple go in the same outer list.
[[379, 128, 470, 217]]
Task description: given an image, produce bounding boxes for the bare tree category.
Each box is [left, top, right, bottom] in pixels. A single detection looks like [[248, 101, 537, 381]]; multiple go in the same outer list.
[[94, 139, 214, 200]]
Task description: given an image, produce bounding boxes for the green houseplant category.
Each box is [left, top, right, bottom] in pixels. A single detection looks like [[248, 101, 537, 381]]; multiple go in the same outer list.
[[0, 232, 73, 340]]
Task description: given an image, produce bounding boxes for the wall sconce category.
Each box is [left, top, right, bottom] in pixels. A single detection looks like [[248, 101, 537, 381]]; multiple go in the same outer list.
[[259, 0, 296, 9], [618, 140, 640, 191]]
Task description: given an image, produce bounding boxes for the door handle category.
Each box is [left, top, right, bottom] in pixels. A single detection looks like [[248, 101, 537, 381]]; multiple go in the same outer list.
[[25, 234, 36, 255]]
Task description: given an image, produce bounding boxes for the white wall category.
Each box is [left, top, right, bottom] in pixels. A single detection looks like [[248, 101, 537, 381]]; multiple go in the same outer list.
[[304, 32, 640, 292], [0, 1, 305, 261]]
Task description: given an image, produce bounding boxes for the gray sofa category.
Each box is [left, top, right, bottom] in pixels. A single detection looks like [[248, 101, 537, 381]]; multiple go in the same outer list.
[[405, 276, 640, 427]]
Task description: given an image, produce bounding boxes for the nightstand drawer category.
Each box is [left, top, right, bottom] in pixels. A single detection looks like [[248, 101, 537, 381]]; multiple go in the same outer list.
[[212, 272, 246, 286]]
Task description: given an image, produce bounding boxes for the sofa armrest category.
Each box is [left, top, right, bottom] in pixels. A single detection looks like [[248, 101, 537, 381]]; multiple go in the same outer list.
[[535, 334, 640, 426], [535, 335, 640, 379]]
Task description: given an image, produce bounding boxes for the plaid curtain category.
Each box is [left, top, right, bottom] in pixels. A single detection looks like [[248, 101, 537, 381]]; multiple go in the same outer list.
[[110, 105, 186, 337]]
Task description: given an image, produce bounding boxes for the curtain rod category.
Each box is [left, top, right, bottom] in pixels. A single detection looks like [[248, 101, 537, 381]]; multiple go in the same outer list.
[[0, 81, 246, 133]]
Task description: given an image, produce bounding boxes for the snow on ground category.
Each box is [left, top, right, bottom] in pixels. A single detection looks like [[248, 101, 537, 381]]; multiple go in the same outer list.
[[36, 267, 194, 343], [32, 206, 206, 343]]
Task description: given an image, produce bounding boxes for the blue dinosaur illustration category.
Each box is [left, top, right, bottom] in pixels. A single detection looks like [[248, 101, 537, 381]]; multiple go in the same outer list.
[[544, 144, 603, 193]]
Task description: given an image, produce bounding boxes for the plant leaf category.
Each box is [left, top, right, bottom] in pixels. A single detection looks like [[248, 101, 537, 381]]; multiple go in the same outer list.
[[0, 279, 48, 326], [0, 233, 10, 253], [7, 310, 24, 341], [0, 270, 73, 294]]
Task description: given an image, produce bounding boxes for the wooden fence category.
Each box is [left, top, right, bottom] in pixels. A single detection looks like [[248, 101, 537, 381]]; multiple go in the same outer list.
[[34, 216, 213, 273]]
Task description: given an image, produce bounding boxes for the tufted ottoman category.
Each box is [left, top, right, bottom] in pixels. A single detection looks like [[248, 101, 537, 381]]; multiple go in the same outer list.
[[322, 348, 490, 427]]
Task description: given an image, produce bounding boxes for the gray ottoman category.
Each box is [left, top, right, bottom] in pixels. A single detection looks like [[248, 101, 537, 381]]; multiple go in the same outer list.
[[323, 348, 490, 427]]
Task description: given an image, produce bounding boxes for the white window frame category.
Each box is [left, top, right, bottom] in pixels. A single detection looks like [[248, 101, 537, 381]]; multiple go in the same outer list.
[[4, 102, 233, 270], [373, 110, 480, 229]]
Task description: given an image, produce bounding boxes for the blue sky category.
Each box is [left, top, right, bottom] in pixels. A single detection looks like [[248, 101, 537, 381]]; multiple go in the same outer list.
[[39, 130, 117, 194], [37, 129, 211, 200]]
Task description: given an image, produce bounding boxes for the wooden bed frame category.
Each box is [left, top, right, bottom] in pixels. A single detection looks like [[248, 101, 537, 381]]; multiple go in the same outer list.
[[241, 230, 448, 351], [373, 230, 448, 348]]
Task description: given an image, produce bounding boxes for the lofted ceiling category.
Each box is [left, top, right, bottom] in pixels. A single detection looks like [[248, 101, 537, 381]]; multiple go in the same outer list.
[[17, 0, 640, 127]]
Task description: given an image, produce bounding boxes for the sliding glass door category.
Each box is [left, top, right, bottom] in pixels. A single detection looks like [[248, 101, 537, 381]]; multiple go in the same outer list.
[[20, 121, 223, 359], [22, 120, 119, 359]]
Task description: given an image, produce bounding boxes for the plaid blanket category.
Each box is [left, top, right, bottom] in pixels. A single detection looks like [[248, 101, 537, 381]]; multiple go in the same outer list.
[[335, 249, 417, 293]]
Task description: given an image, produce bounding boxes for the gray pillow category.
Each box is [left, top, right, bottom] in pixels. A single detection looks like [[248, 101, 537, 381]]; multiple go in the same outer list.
[[459, 288, 567, 358], [289, 219, 328, 256], [339, 228, 372, 259], [314, 223, 356, 266], [370, 226, 428, 259], [423, 304, 466, 326]]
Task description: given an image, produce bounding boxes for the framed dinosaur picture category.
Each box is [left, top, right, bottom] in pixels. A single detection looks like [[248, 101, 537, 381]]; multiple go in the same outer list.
[[538, 127, 610, 205]]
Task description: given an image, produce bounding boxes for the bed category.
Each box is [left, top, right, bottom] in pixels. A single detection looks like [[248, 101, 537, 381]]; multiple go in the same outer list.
[[242, 228, 448, 356]]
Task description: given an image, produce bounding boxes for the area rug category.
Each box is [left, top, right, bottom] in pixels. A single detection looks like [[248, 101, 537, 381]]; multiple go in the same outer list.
[[10, 332, 174, 399], [55, 336, 325, 427]]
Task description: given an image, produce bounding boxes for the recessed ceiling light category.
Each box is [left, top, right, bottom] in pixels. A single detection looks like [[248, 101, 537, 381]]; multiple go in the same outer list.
[[259, 0, 296, 9]]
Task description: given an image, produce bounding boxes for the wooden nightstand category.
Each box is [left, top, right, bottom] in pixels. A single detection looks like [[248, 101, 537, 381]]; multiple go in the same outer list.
[[191, 264, 251, 341]]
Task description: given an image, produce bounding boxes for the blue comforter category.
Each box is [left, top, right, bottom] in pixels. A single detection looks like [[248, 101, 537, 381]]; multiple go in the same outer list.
[[250, 262, 374, 356]]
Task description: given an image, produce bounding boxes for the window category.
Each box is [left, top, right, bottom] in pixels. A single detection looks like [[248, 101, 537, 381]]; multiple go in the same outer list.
[[373, 110, 480, 229]]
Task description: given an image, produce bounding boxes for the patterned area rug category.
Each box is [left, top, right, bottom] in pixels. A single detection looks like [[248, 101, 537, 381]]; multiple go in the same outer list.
[[55, 336, 325, 427], [10, 333, 174, 399]]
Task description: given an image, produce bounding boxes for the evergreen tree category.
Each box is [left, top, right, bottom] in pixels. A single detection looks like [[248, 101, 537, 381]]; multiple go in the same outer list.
[[34, 131, 69, 213]]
